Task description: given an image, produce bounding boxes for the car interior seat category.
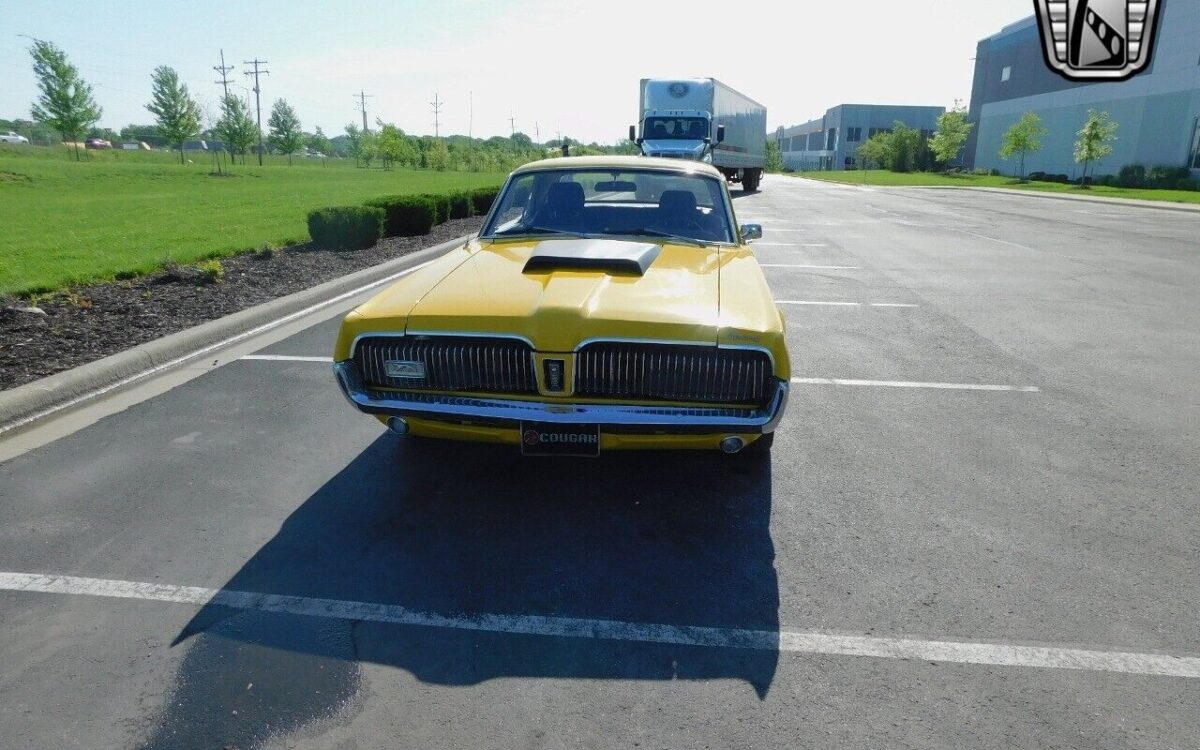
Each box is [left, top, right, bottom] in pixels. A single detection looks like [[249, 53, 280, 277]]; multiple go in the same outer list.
[[656, 190, 701, 234], [540, 182, 585, 228]]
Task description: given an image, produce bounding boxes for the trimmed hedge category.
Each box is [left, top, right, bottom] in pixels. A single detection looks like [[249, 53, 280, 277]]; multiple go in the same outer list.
[[471, 186, 502, 216], [307, 206, 384, 250], [413, 192, 452, 224], [448, 190, 472, 220], [364, 194, 437, 237]]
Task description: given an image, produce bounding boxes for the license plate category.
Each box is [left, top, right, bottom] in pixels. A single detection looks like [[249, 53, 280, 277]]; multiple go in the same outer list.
[[519, 422, 600, 456]]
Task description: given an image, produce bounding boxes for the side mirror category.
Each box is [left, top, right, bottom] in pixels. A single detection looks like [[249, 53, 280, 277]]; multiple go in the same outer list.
[[716, 124, 726, 144], [740, 224, 762, 242], [629, 125, 637, 142]]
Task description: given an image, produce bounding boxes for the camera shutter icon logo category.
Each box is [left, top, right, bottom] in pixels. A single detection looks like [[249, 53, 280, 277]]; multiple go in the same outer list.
[[1034, 0, 1161, 81]]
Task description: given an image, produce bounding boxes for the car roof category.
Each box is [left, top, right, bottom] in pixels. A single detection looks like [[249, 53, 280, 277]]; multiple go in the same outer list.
[[511, 155, 725, 180]]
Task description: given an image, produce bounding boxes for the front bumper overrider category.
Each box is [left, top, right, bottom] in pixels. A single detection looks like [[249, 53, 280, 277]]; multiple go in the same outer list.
[[333, 361, 788, 435]]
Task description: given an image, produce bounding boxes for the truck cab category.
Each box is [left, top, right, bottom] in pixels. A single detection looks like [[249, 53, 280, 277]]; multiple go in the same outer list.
[[631, 78, 766, 192]]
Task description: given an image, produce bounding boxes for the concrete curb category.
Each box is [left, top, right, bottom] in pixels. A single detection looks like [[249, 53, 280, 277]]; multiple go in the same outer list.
[[0, 235, 469, 436]]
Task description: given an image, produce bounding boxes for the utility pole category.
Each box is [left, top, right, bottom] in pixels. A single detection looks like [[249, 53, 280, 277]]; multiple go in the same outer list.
[[430, 93, 443, 138], [354, 91, 373, 133], [509, 113, 517, 148], [534, 121, 540, 144], [243, 58, 269, 165], [213, 50, 234, 100], [469, 91, 473, 141]]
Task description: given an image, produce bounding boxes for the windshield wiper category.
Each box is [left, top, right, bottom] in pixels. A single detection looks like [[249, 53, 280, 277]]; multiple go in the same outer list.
[[490, 225, 586, 238], [620, 228, 707, 247]]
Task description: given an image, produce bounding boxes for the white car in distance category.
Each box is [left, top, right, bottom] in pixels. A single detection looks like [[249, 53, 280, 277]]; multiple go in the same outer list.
[[0, 131, 31, 145]]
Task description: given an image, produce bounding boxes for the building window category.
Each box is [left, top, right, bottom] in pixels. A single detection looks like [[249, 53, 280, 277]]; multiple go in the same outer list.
[[1001, 65, 1011, 82], [868, 127, 892, 138], [826, 127, 838, 151], [847, 127, 862, 142]]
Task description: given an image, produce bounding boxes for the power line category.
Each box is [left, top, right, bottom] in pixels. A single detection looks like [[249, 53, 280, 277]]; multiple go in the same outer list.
[[243, 58, 269, 166], [354, 91, 373, 133], [430, 92, 443, 138], [213, 49, 234, 100]]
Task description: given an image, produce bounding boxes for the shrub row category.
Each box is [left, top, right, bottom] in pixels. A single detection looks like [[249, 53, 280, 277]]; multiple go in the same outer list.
[[1023, 165, 1199, 191], [307, 206, 385, 250], [306, 185, 503, 250], [1115, 164, 1196, 190]]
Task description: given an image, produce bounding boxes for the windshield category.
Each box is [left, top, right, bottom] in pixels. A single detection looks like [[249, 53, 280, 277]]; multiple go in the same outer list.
[[643, 117, 709, 141], [481, 168, 735, 244]]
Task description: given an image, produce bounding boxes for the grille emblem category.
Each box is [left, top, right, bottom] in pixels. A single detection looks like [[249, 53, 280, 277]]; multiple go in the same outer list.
[[385, 360, 425, 379], [544, 359, 565, 392]]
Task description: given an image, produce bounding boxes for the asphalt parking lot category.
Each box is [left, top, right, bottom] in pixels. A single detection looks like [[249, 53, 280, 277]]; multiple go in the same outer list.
[[1, 175, 1198, 749]]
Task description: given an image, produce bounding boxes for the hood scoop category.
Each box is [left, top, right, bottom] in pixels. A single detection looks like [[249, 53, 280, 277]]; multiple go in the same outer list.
[[523, 239, 662, 276]]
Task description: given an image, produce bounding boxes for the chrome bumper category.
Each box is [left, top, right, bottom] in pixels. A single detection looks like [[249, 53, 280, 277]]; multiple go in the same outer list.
[[333, 361, 788, 435]]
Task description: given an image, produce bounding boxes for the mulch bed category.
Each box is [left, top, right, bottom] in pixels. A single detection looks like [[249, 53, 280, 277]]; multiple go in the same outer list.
[[0, 217, 483, 391]]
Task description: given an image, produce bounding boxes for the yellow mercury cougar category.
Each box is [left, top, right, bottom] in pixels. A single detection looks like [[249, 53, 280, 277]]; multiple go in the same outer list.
[[333, 156, 789, 456]]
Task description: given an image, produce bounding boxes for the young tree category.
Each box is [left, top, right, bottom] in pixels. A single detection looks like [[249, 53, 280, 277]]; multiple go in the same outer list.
[[999, 112, 1048, 181], [306, 126, 330, 157], [267, 99, 303, 164], [929, 108, 975, 169], [765, 140, 783, 173], [888, 122, 923, 173], [427, 138, 450, 171], [215, 94, 257, 165], [145, 66, 201, 164], [1074, 109, 1118, 187], [344, 123, 363, 165], [28, 40, 102, 161], [856, 132, 893, 170]]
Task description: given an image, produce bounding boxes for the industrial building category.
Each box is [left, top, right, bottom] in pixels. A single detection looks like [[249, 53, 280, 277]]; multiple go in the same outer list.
[[966, 2, 1200, 176], [774, 104, 945, 171]]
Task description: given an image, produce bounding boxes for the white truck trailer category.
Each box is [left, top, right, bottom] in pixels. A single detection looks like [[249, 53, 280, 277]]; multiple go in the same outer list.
[[630, 78, 768, 191]]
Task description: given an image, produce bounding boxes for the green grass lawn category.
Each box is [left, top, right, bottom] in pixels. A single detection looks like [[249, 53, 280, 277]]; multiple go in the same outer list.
[[787, 170, 1200, 205], [0, 145, 507, 295]]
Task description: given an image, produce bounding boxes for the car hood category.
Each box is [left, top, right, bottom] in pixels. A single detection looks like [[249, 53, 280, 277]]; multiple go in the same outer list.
[[395, 238, 722, 351]]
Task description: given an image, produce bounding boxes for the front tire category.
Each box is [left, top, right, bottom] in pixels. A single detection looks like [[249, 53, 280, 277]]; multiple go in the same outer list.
[[745, 432, 773, 454], [742, 169, 761, 193]]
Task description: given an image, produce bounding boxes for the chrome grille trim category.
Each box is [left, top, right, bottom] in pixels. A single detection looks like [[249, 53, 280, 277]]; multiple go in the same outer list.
[[354, 335, 537, 393], [575, 342, 772, 404]]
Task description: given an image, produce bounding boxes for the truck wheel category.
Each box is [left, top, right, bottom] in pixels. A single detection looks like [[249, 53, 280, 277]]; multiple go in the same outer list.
[[743, 169, 760, 193]]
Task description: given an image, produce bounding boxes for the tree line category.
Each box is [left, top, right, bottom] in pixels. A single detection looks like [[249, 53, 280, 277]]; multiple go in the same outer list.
[[18, 39, 629, 171]]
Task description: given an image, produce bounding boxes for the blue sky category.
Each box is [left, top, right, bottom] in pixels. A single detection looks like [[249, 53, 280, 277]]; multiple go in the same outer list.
[[1, 0, 1033, 143]]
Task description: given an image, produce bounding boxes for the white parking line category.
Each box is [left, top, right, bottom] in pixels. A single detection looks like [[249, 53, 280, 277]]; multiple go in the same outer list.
[[241, 354, 332, 362], [1, 571, 1193, 678], [776, 301, 918, 308], [755, 242, 829, 247], [760, 264, 860, 270], [792, 377, 1040, 392]]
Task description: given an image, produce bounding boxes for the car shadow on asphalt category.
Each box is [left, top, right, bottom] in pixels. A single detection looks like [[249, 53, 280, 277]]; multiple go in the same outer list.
[[143, 435, 778, 749]]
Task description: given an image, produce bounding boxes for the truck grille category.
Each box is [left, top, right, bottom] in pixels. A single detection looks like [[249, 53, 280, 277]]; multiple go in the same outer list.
[[575, 342, 772, 404], [354, 336, 537, 393]]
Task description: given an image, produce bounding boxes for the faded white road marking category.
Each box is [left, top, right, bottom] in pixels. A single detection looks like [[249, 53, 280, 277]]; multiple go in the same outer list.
[[760, 264, 860, 270], [1, 571, 1192, 678], [776, 301, 917, 308], [241, 354, 332, 362], [792, 378, 1040, 392], [755, 241, 829, 247]]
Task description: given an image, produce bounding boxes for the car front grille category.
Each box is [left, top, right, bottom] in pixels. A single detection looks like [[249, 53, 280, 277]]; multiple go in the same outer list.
[[354, 335, 537, 393], [575, 342, 772, 404]]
